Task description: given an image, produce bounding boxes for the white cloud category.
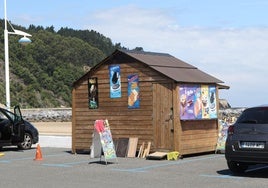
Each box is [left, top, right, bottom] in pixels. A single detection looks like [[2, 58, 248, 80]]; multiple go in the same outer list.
[[88, 5, 268, 107]]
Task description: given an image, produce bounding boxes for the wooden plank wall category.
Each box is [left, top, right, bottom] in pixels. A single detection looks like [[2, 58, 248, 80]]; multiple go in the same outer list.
[[72, 59, 170, 153], [180, 119, 218, 155]]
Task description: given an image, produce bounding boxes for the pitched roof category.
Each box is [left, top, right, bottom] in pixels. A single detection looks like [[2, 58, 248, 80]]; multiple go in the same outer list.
[[121, 49, 224, 84], [73, 49, 226, 86]]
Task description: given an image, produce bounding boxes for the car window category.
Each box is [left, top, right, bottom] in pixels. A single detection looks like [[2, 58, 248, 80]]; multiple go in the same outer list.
[[6, 111, 15, 122], [0, 111, 8, 119], [237, 108, 268, 124], [14, 106, 23, 122], [0, 109, 15, 122], [0, 111, 7, 120]]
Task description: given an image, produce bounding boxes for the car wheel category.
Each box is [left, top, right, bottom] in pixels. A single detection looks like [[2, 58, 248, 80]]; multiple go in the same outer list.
[[227, 161, 248, 174], [18, 132, 33, 150]]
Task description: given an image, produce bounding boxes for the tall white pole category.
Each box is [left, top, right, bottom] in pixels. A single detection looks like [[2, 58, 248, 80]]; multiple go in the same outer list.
[[4, 0, 11, 110]]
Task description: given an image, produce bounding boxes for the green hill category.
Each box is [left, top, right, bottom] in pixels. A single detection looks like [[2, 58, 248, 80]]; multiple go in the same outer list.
[[0, 21, 125, 108]]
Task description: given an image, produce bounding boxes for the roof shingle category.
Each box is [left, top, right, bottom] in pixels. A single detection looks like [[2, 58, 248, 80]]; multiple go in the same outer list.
[[122, 50, 224, 83]]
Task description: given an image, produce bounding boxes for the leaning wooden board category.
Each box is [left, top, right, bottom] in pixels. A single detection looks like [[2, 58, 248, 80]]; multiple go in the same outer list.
[[115, 138, 129, 157], [127, 137, 138, 157]]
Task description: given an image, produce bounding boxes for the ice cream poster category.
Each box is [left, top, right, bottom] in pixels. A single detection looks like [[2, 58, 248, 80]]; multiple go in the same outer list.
[[88, 77, 98, 109], [201, 85, 210, 119], [109, 65, 121, 98], [216, 120, 230, 151], [127, 74, 140, 108], [208, 86, 217, 118], [179, 85, 217, 120]]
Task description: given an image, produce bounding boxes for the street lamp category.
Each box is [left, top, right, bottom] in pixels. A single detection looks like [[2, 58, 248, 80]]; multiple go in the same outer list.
[[4, 0, 32, 110]]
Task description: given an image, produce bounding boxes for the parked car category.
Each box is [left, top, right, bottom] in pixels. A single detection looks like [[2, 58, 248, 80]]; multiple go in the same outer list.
[[225, 105, 268, 173], [0, 106, 39, 150]]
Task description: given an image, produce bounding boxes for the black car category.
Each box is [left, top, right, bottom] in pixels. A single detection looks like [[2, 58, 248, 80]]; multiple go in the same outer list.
[[225, 105, 268, 173], [0, 106, 39, 150]]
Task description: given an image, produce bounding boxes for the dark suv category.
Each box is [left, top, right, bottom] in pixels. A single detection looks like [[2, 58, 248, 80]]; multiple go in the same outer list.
[[0, 106, 39, 150], [225, 105, 268, 173]]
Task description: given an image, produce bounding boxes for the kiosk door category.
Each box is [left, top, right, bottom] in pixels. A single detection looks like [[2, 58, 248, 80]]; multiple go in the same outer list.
[[153, 83, 174, 151]]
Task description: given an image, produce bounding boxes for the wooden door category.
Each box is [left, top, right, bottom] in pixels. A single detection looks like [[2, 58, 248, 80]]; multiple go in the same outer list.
[[153, 83, 174, 151]]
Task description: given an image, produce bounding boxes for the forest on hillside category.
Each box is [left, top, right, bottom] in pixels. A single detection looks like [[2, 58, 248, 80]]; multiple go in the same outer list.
[[0, 20, 135, 108]]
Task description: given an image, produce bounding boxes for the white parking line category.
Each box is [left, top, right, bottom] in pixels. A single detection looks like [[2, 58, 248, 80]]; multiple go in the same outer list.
[[112, 155, 224, 173], [246, 165, 268, 173], [200, 174, 243, 179]]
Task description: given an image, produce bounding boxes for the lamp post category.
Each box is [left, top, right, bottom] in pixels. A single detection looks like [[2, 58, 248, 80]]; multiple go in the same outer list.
[[4, 0, 32, 110]]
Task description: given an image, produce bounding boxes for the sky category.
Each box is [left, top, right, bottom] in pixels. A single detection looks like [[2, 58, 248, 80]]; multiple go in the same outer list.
[[1, 0, 268, 108]]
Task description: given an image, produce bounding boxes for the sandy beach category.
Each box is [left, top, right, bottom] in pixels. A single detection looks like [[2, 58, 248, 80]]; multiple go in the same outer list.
[[32, 122, 71, 136]]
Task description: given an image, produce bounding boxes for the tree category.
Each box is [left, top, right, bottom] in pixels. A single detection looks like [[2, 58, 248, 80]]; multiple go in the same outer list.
[[0, 21, 133, 108]]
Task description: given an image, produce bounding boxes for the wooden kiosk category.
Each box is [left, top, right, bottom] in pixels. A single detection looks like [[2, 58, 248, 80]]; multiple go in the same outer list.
[[72, 49, 229, 156]]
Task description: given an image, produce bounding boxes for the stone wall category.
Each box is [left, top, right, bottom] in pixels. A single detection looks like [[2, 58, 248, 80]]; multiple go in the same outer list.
[[218, 99, 247, 124], [20, 107, 245, 123], [21, 108, 72, 122], [219, 107, 246, 124]]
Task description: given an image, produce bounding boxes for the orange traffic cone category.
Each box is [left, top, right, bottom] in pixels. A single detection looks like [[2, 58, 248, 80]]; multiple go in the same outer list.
[[34, 144, 43, 161]]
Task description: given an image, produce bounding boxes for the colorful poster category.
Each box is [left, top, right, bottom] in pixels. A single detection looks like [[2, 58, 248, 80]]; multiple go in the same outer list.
[[215, 120, 229, 152], [88, 77, 98, 109], [127, 74, 140, 108], [179, 85, 217, 120], [109, 65, 121, 98], [201, 85, 210, 119], [180, 85, 201, 120], [216, 117, 237, 152], [209, 86, 217, 118], [93, 120, 117, 160]]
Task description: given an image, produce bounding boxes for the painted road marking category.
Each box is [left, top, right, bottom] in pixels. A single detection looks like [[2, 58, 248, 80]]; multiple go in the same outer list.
[[200, 174, 243, 179], [112, 155, 224, 173], [0, 153, 66, 163], [43, 160, 90, 168], [246, 165, 268, 173], [0, 152, 101, 167], [0, 152, 225, 173]]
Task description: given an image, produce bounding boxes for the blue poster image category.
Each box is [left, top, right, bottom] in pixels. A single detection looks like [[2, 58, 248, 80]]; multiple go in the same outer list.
[[128, 74, 140, 108], [109, 65, 121, 98]]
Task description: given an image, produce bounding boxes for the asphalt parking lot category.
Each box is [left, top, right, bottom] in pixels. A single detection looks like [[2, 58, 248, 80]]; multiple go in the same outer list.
[[1, 147, 268, 188]]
